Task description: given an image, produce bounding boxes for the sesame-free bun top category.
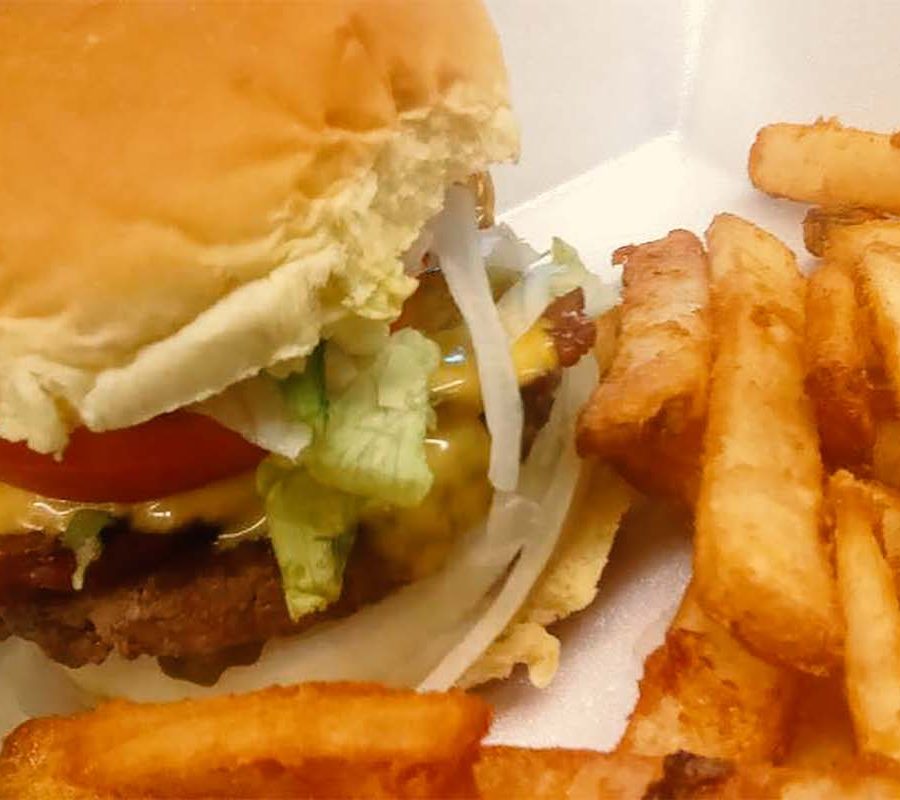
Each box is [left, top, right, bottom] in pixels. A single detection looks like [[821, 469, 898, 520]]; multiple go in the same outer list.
[[0, 0, 517, 454]]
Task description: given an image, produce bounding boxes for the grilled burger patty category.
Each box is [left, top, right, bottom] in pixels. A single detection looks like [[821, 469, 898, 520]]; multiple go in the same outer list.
[[0, 533, 398, 671]]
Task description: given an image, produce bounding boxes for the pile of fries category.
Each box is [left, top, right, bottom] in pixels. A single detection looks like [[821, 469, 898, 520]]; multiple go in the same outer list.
[[8, 117, 900, 798]]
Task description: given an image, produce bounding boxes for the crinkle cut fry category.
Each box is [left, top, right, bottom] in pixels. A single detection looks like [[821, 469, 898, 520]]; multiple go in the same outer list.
[[576, 229, 710, 504], [0, 683, 490, 799], [694, 213, 841, 676]]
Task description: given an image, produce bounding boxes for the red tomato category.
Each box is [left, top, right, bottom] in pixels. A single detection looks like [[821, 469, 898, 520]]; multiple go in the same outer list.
[[0, 412, 265, 503]]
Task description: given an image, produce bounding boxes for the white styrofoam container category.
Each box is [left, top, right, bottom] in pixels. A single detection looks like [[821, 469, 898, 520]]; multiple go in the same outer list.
[[2, 0, 899, 750], [480, 0, 900, 750]]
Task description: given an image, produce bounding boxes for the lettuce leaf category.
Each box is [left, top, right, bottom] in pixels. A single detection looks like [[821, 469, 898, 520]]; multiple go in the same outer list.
[[306, 328, 440, 508], [496, 236, 619, 341], [280, 343, 327, 437], [261, 328, 439, 620], [262, 468, 360, 621], [61, 510, 114, 591]]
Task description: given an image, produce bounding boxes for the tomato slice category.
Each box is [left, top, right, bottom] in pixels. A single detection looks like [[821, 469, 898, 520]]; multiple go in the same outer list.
[[0, 412, 265, 503]]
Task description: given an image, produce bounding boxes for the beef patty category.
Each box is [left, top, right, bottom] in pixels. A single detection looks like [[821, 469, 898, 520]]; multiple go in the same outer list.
[[0, 531, 397, 670]]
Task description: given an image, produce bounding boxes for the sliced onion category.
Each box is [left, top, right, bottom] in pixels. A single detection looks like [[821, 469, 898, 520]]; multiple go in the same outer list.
[[58, 357, 595, 705], [479, 223, 541, 273], [193, 375, 311, 460], [421, 356, 596, 689], [431, 186, 522, 492], [496, 262, 555, 342]]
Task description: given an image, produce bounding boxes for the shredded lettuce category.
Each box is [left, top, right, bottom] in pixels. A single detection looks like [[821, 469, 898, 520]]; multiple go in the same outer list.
[[280, 344, 327, 437], [61, 510, 114, 591], [306, 328, 440, 508], [496, 235, 619, 341], [261, 468, 359, 621], [261, 328, 440, 619]]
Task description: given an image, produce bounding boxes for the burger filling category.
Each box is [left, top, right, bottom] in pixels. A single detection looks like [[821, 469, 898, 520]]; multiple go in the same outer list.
[[0, 188, 614, 679]]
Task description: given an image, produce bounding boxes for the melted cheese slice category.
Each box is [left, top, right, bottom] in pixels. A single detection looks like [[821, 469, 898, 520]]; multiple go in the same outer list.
[[0, 325, 559, 539], [430, 322, 558, 406], [0, 472, 263, 537]]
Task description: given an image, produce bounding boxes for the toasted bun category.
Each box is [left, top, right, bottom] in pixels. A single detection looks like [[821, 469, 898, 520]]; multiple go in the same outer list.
[[0, 0, 517, 453]]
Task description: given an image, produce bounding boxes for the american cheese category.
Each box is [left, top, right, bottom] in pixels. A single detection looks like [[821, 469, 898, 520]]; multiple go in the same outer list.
[[430, 321, 558, 406], [0, 472, 262, 537], [0, 323, 558, 541]]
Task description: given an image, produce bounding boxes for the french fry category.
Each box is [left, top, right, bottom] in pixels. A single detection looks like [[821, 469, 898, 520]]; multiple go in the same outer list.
[[750, 120, 900, 213], [576, 229, 711, 504], [805, 259, 877, 466], [831, 471, 900, 763], [592, 305, 621, 379], [873, 420, 900, 491], [475, 747, 660, 800], [873, 474, 900, 590], [782, 677, 856, 771], [0, 683, 489, 800], [618, 583, 797, 761], [479, 749, 900, 800], [803, 206, 891, 257], [824, 219, 900, 269], [857, 245, 900, 415], [694, 213, 841, 675], [821, 472, 900, 598]]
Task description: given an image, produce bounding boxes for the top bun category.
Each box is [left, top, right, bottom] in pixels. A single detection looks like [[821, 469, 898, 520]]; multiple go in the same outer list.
[[0, 0, 517, 453]]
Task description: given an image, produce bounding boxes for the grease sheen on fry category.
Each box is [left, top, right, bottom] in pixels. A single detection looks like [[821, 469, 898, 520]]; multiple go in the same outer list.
[[694, 213, 841, 675]]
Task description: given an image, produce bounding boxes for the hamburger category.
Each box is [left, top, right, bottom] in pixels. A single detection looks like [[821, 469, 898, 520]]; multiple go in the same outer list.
[[0, 0, 626, 711]]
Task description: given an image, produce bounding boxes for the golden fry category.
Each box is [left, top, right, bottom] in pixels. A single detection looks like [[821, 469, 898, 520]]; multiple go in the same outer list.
[[750, 120, 900, 213], [695, 213, 841, 675], [475, 747, 660, 800], [824, 219, 900, 269], [831, 472, 900, 763], [858, 245, 900, 412], [478, 748, 900, 800], [806, 259, 877, 466], [873, 420, 900, 491], [0, 683, 489, 800], [577, 229, 710, 504], [782, 677, 856, 771], [802, 206, 890, 257], [822, 472, 900, 597], [619, 584, 796, 761], [592, 305, 621, 379]]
